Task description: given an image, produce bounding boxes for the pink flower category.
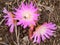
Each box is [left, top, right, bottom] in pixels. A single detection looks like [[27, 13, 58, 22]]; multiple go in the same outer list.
[[3, 8, 16, 33], [31, 22, 57, 43], [14, 2, 39, 28]]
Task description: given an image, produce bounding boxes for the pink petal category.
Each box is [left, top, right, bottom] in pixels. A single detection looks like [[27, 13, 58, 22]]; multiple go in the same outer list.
[[9, 25, 14, 33], [37, 36, 40, 43]]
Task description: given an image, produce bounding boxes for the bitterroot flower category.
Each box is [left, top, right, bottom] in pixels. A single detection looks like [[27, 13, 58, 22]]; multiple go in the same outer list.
[[14, 2, 39, 28], [3, 8, 16, 33], [31, 22, 57, 43]]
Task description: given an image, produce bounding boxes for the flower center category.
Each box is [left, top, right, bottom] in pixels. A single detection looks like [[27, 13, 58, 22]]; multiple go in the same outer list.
[[36, 26, 46, 35], [9, 12, 16, 24], [22, 11, 32, 20]]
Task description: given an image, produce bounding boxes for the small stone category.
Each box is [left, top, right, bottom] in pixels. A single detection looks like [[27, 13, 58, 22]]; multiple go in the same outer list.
[[0, 37, 2, 41]]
